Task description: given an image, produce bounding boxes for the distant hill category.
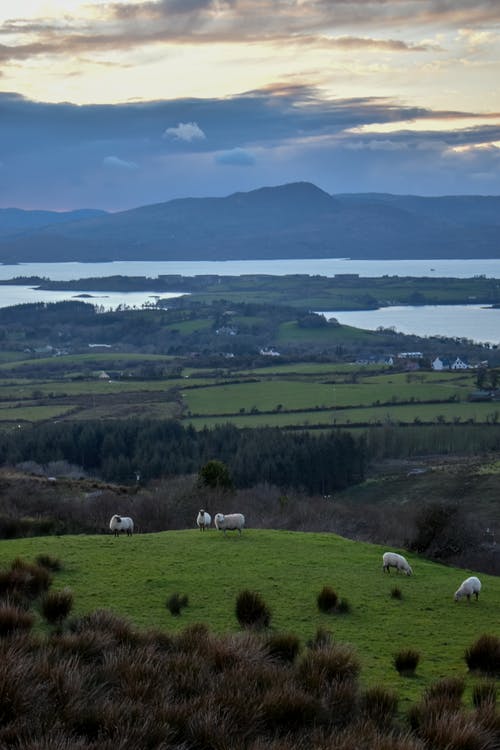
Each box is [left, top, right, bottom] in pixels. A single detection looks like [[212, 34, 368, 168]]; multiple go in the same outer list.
[[0, 208, 108, 241], [0, 182, 499, 263]]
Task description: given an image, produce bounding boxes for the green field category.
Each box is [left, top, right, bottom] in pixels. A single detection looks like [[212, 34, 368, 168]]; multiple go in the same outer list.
[[0, 530, 497, 708], [0, 347, 494, 429]]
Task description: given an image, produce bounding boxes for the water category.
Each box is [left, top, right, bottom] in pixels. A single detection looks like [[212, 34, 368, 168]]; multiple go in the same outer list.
[[0, 257, 500, 281], [1, 258, 499, 343], [0, 285, 183, 311], [322, 305, 500, 346]]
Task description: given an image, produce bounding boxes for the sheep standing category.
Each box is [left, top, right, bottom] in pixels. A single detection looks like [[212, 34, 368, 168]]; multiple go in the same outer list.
[[109, 515, 134, 537], [382, 551, 412, 576], [454, 576, 481, 602], [214, 512, 245, 536], [196, 510, 212, 531]]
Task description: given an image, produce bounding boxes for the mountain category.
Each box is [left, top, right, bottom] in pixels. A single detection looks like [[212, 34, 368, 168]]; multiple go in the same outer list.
[[0, 208, 108, 241], [0, 182, 499, 263]]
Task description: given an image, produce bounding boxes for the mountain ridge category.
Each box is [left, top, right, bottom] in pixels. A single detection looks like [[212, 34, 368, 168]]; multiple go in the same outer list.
[[0, 182, 499, 263]]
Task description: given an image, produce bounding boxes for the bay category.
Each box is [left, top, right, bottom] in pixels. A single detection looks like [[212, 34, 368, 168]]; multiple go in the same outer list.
[[1, 257, 500, 281], [322, 305, 500, 346], [1, 258, 500, 344]]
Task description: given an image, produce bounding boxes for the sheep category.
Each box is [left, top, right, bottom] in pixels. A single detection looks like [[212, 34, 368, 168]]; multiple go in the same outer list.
[[214, 512, 245, 536], [454, 576, 481, 602], [109, 515, 134, 537], [196, 509, 212, 531], [382, 551, 413, 576]]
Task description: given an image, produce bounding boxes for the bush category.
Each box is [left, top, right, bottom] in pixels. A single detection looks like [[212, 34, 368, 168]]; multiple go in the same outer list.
[[0, 558, 52, 601], [235, 590, 271, 629], [465, 634, 500, 676], [472, 681, 497, 708], [166, 593, 189, 616], [317, 585, 338, 613], [298, 643, 360, 694], [0, 602, 35, 636], [362, 685, 399, 729], [35, 554, 62, 572], [265, 633, 301, 663], [40, 589, 74, 625], [394, 649, 420, 676], [336, 598, 352, 614], [424, 676, 465, 707], [307, 626, 334, 650]]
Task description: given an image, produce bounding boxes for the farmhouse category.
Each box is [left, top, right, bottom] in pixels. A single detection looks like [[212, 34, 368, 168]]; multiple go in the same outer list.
[[432, 356, 471, 371]]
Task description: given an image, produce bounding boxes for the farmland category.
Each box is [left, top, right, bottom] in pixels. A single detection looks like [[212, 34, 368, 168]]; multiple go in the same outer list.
[[0, 352, 497, 431]]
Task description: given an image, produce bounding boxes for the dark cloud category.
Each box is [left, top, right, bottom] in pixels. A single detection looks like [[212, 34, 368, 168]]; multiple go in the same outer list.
[[0, 88, 499, 210]]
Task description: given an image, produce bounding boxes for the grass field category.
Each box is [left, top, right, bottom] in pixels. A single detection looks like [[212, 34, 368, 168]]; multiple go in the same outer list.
[[0, 530, 497, 709], [0, 351, 494, 429]]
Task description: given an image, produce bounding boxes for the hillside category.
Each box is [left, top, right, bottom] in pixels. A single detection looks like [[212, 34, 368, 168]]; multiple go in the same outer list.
[[0, 528, 498, 698], [1, 182, 499, 262]]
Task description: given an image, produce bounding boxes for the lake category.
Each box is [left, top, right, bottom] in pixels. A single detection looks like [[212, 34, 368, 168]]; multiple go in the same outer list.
[[1, 257, 500, 281], [321, 305, 500, 346], [1, 257, 500, 344]]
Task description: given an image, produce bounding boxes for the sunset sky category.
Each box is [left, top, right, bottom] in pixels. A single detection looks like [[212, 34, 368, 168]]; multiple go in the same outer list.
[[1, 0, 500, 210]]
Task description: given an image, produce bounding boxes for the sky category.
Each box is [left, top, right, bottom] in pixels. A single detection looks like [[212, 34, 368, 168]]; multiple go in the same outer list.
[[1, 0, 500, 211]]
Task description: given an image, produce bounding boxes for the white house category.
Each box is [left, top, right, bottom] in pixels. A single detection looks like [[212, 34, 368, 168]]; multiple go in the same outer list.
[[450, 357, 469, 370]]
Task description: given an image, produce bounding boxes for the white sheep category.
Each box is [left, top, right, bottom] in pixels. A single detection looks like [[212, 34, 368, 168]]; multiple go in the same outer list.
[[454, 576, 481, 602], [109, 514, 134, 537], [214, 512, 245, 536], [196, 509, 212, 531], [382, 551, 413, 576]]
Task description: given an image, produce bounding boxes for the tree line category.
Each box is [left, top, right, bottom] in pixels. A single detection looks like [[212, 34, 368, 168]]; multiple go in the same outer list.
[[0, 420, 366, 493]]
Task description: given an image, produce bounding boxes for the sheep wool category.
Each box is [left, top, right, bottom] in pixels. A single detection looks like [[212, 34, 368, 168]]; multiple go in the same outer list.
[[214, 512, 245, 535], [382, 551, 413, 576], [109, 515, 134, 536], [454, 576, 481, 602], [196, 510, 212, 531]]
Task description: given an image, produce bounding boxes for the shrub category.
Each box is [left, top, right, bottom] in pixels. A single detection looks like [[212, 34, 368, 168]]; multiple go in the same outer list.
[[362, 685, 399, 729], [261, 685, 319, 733], [0, 602, 35, 636], [235, 590, 271, 629], [465, 634, 500, 676], [40, 589, 74, 625], [35, 554, 62, 572], [307, 626, 334, 650], [166, 593, 189, 616], [394, 649, 420, 676], [472, 681, 498, 708], [391, 586, 403, 600], [336, 598, 351, 614], [298, 643, 360, 694], [317, 585, 338, 613], [424, 676, 465, 709], [266, 633, 301, 663], [0, 558, 52, 601]]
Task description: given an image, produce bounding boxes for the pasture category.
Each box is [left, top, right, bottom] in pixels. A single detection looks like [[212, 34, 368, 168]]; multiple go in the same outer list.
[[0, 529, 497, 710], [0, 350, 495, 431]]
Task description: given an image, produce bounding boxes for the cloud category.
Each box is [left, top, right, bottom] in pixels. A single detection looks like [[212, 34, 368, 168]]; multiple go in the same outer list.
[[2, 87, 500, 210], [163, 122, 206, 142], [215, 148, 255, 166], [103, 155, 138, 169], [1, 1, 496, 64]]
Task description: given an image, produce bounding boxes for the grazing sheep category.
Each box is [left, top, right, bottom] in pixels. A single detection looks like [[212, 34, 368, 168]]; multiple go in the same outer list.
[[196, 509, 212, 531], [454, 576, 481, 602], [382, 551, 413, 576], [214, 512, 245, 536], [109, 515, 134, 537]]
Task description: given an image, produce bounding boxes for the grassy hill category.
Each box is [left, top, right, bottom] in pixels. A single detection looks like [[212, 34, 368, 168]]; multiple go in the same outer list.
[[1, 529, 497, 710]]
